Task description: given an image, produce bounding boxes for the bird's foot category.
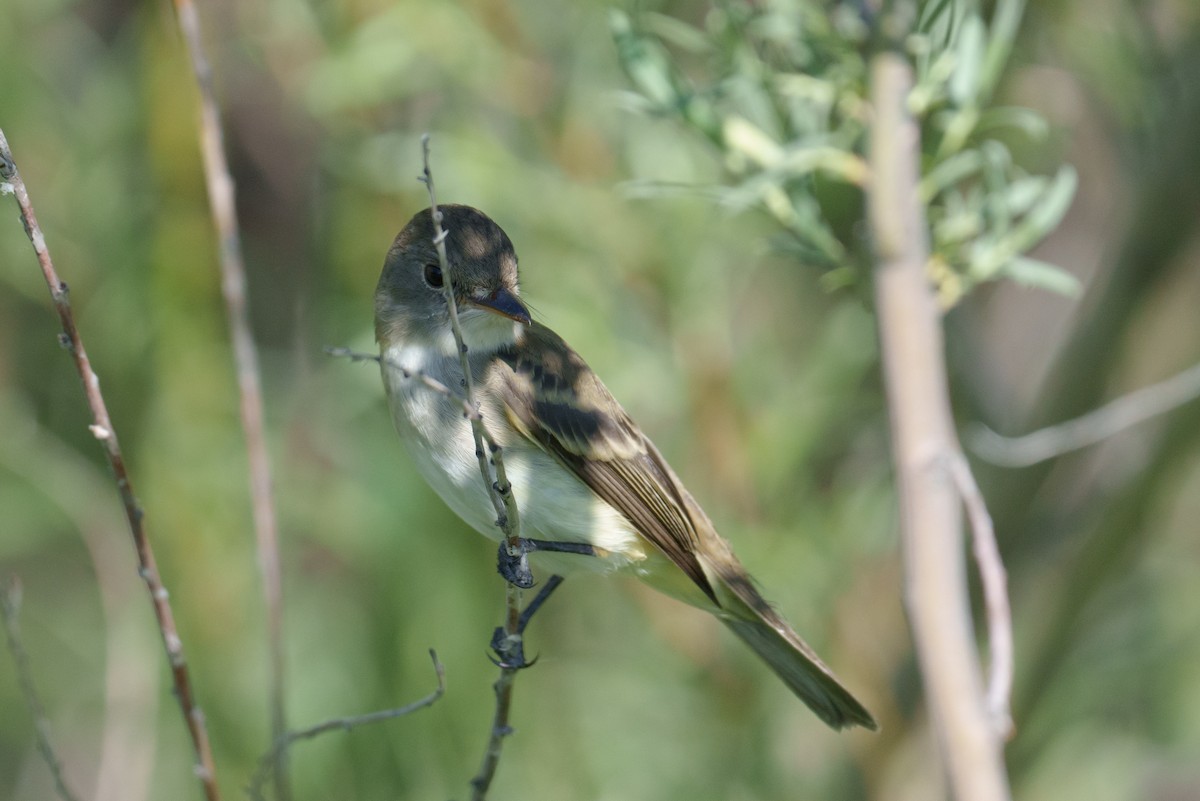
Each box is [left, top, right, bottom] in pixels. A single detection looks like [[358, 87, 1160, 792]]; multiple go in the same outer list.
[[496, 540, 535, 588], [495, 539, 598, 589], [489, 626, 532, 669], [488, 575, 565, 670]]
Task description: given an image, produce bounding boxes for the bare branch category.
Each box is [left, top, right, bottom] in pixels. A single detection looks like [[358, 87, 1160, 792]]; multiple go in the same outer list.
[[417, 135, 525, 801], [0, 127, 223, 801], [418, 136, 524, 552], [247, 650, 445, 801], [950, 455, 1014, 739], [866, 44, 1012, 801], [2, 577, 82, 801], [325, 347, 479, 420], [167, 2, 288, 795], [970, 360, 1200, 467]]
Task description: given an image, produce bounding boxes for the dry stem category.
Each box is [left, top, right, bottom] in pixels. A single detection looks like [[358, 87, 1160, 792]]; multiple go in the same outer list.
[[247, 650, 445, 801], [418, 135, 525, 801], [0, 126, 223, 801], [167, 3, 288, 796], [867, 46, 1012, 801], [970, 359, 1200, 466]]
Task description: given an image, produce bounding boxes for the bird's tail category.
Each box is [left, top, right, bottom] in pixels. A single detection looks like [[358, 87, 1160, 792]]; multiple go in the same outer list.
[[703, 556, 877, 731]]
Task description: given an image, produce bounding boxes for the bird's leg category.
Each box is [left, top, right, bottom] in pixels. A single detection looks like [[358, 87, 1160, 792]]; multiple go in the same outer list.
[[489, 575, 565, 669], [494, 538, 600, 589]]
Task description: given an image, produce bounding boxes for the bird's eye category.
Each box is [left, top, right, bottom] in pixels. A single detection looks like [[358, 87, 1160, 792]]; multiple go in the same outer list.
[[423, 263, 444, 289]]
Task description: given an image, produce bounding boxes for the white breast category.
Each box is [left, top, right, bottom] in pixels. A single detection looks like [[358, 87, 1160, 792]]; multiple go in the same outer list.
[[380, 342, 646, 577]]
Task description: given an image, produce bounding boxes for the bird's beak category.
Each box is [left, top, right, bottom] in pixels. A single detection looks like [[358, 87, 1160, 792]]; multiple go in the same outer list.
[[468, 288, 531, 326]]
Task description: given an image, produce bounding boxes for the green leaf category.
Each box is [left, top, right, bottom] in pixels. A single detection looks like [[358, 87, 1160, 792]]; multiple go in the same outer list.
[[1002, 257, 1082, 296], [999, 176, 1049, 217], [1014, 164, 1077, 250], [723, 115, 784, 168], [610, 10, 678, 108], [950, 14, 986, 107], [643, 12, 712, 54], [775, 146, 868, 184], [979, 0, 1027, 104], [920, 150, 985, 202], [976, 106, 1049, 139], [917, 0, 957, 39]]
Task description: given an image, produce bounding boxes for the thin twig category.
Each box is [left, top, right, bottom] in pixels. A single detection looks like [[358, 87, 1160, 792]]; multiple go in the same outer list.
[[325, 347, 479, 419], [167, 2, 288, 796], [866, 41, 1012, 801], [2, 577, 82, 801], [950, 454, 1014, 739], [418, 136, 524, 552], [417, 135, 525, 801], [969, 359, 1200, 467], [247, 650, 445, 801], [0, 127, 223, 801]]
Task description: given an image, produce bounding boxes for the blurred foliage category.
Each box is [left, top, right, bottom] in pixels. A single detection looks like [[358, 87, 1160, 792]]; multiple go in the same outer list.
[[612, 0, 1079, 306], [0, 1, 1198, 801]]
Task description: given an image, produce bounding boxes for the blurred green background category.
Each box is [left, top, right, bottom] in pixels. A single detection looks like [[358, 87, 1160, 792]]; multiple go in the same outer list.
[[2, 0, 1199, 799]]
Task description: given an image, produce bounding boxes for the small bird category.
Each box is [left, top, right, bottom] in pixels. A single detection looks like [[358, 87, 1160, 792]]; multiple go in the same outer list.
[[375, 205, 876, 730]]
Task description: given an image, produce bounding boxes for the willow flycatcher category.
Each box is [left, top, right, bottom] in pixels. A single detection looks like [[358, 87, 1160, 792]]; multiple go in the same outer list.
[[375, 205, 876, 730]]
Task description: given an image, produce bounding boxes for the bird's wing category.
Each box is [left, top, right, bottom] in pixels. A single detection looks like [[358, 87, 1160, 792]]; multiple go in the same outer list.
[[487, 324, 878, 730], [488, 323, 717, 601]]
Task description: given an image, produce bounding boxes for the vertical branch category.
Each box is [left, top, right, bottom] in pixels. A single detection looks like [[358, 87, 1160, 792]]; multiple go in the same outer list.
[[418, 136, 523, 554], [867, 39, 1013, 801], [417, 136, 524, 801], [0, 127, 223, 801], [167, 3, 288, 797]]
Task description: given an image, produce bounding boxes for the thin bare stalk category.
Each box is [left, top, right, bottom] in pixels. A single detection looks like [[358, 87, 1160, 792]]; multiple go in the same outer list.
[[0, 127, 223, 801], [417, 135, 525, 801], [326, 347, 477, 419], [970, 359, 1200, 467], [167, 3, 288, 797], [418, 136, 523, 551], [247, 650, 445, 801], [2, 577, 82, 801], [866, 44, 1012, 801], [950, 454, 1014, 738]]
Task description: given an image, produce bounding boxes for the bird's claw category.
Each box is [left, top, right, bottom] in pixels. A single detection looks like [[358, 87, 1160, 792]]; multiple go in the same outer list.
[[496, 540, 535, 588], [488, 626, 539, 670]]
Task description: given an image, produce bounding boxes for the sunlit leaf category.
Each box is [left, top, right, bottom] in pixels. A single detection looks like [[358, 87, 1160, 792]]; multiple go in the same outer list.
[[979, 0, 1027, 104], [950, 13, 987, 107], [1002, 256, 1082, 295], [977, 105, 1050, 139], [723, 115, 784, 168], [999, 176, 1049, 217]]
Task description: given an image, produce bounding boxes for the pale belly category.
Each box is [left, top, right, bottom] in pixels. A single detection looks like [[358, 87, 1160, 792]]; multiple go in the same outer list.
[[380, 346, 650, 579]]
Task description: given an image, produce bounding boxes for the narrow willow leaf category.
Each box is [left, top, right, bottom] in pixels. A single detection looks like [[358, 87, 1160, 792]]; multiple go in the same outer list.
[[979, 0, 1027, 104], [1013, 165, 1077, 250], [999, 176, 1049, 218], [644, 12, 712, 54], [920, 150, 985, 202], [918, 0, 957, 38], [1002, 257, 1082, 296], [723, 115, 784, 168], [610, 10, 677, 107], [976, 106, 1049, 139], [950, 14, 987, 107], [774, 146, 868, 185]]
